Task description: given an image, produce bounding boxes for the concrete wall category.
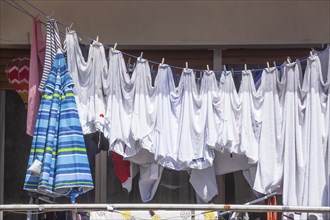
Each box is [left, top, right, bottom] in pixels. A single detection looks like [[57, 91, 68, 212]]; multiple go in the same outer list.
[[1, 0, 329, 48]]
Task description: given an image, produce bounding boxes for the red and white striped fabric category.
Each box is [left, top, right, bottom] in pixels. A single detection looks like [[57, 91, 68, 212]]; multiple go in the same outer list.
[[6, 57, 30, 104]]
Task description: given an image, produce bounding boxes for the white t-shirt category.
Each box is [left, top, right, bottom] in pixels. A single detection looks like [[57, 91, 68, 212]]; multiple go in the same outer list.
[[215, 71, 242, 154], [300, 54, 328, 220], [281, 61, 306, 219], [65, 31, 107, 134], [253, 67, 283, 194]]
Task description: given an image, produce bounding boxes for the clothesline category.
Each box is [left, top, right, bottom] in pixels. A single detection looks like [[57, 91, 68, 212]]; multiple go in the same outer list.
[[5, 0, 329, 74]]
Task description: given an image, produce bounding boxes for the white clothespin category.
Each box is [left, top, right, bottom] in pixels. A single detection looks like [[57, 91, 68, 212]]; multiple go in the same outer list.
[[286, 56, 292, 64], [223, 65, 227, 72], [185, 62, 189, 69], [139, 52, 143, 59], [310, 50, 314, 57], [161, 58, 165, 66], [96, 36, 99, 43], [266, 62, 270, 71], [113, 42, 117, 50], [244, 64, 247, 71], [206, 64, 210, 71], [273, 61, 277, 69], [69, 22, 74, 30]]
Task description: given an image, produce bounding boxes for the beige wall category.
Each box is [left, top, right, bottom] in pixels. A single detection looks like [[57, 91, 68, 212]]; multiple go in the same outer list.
[[0, 0, 329, 48]]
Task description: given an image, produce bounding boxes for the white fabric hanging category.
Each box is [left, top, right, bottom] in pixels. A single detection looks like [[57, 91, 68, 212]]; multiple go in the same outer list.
[[152, 65, 181, 170], [238, 70, 263, 164], [131, 57, 157, 153], [65, 30, 106, 134], [252, 67, 283, 194], [318, 46, 330, 214], [215, 71, 242, 154], [300, 54, 328, 220], [189, 71, 220, 203], [104, 48, 137, 157], [171, 68, 214, 169], [280, 61, 306, 219]]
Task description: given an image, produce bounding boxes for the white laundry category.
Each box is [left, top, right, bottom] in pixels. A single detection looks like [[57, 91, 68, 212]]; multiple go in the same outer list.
[[215, 71, 242, 154], [280, 61, 306, 219], [318, 46, 330, 214], [172, 68, 214, 169], [190, 166, 218, 203], [214, 149, 252, 175], [65, 30, 106, 134], [201, 71, 223, 149], [300, 54, 328, 219], [103, 48, 137, 157], [131, 57, 157, 153], [238, 70, 263, 164], [253, 67, 283, 194], [139, 163, 164, 202], [152, 64, 182, 170]]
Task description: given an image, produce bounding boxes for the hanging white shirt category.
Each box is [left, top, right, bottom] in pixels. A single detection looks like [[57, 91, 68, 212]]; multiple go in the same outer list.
[[104, 48, 136, 157], [238, 70, 263, 164], [152, 64, 181, 170], [215, 71, 242, 154], [280, 61, 306, 219], [300, 54, 328, 220], [65, 30, 106, 134], [253, 67, 283, 194], [172, 68, 214, 169]]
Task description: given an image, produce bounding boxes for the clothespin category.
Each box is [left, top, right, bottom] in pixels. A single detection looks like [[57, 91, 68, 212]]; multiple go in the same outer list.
[[266, 62, 270, 71], [273, 61, 277, 69], [286, 56, 292, 64], [223, 65, 227, 72], [206, 64, 210, 71], [161, 58, 165, 66], [185, 62, 189, 69], [244, 64, 247, 71], [310, 50, 314, 57], [69, 22, 74, 30], [113, 43, 117, 50], [139, 52, 143, 59], [96, 36, 99, 43]]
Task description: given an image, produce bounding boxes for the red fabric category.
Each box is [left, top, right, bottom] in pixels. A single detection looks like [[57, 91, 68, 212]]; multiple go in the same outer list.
[[267, 196, 277, 220], [111, 151, 130, 183]]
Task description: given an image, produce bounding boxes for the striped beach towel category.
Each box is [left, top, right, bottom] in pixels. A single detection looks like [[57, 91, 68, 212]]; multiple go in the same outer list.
[[24, 50, 93, 198]]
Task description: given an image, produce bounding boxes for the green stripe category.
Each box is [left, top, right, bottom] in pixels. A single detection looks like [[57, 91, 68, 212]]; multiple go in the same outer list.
[[55, 181, 93, 186], [42, 93, 75, 100], [58, 147, 86, 153]]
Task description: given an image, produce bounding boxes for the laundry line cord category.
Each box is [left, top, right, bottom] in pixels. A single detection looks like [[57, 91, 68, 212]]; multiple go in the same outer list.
[[5, 0, 330, 74]]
